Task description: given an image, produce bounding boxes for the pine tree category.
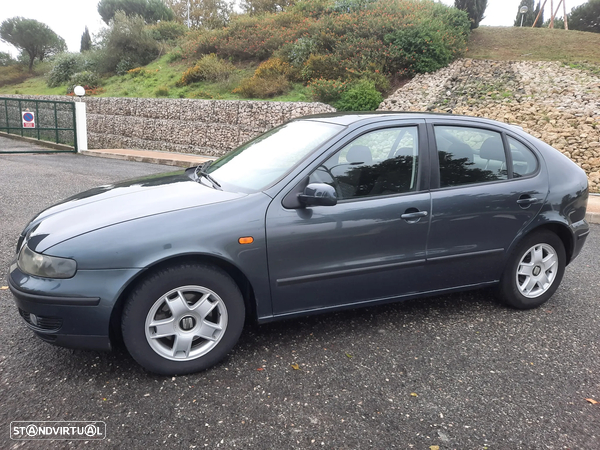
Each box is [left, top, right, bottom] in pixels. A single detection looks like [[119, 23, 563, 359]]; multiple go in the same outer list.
[[80, 26, 92, 52], [454, 0, 488, 29]]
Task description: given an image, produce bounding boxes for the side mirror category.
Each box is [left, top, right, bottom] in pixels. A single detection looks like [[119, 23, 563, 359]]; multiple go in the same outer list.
[[298, 183, 337, 207]]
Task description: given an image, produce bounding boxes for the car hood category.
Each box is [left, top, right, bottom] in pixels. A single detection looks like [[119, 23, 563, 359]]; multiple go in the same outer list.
[[24, 170, 246, 253]]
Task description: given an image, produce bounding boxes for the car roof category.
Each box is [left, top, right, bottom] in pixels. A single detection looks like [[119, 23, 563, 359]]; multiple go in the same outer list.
[[298, 111, 523, 132]]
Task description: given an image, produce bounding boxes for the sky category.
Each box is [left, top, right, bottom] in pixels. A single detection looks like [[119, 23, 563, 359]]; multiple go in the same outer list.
[[0, 0, 591, 57]]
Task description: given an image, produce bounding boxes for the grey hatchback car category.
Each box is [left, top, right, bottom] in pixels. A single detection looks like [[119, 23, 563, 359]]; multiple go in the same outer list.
[[9, 112, 590, 375]]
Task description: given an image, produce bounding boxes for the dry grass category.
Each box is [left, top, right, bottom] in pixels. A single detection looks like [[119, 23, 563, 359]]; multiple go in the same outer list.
[[466, 26, 600, 64]]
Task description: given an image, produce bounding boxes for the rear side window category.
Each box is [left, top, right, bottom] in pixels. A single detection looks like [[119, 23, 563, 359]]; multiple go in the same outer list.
[[434, 126, 508, 188], [508, 137, 538, 178]]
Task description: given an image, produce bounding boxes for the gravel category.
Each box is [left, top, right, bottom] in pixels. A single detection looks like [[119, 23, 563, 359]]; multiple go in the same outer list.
[[1, 144, 599, 449]]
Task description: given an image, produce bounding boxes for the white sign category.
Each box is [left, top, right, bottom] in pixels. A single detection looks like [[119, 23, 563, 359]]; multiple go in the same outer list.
[[22, 111, 35, 129]]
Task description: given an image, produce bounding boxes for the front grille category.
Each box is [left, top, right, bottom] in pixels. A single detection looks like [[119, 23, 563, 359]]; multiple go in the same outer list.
[[19, 308, 63, 332]]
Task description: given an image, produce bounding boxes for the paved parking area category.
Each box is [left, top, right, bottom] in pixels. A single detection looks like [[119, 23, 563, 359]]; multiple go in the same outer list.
[[1, 150, 599, 449]]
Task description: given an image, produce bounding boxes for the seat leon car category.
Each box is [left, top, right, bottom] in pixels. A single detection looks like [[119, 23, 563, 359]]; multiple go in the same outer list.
[[8, 112, 590, 375]]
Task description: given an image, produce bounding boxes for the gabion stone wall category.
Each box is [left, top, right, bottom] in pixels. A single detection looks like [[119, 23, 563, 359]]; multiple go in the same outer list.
[[1, 95, 335, 156]]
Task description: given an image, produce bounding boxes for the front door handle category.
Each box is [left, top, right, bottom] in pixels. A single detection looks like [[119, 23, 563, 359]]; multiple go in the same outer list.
[[401, 210, 428, 221]]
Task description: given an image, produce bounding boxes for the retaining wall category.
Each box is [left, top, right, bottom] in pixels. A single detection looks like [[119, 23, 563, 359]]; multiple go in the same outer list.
[[1, 95, 335, 156]]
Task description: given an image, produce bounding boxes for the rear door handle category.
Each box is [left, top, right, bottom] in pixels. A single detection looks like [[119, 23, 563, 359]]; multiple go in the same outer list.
[[517, 196, 538, 207]]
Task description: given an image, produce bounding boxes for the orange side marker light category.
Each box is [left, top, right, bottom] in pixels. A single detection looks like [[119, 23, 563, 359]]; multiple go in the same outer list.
[[238, 237, 254, 245]]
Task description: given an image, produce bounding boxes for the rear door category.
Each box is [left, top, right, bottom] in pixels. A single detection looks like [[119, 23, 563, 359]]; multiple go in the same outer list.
[[424, 120, 548, 291]]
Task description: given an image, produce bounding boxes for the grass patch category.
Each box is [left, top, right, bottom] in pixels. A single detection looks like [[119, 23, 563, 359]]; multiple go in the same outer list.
[[466, 26, 600, 64]]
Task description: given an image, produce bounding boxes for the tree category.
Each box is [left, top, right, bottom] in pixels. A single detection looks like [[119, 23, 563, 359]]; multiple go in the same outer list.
[[96, 11, 160, 74], [568, 0, 600, 33], [165, 0, 232, 29], [454, 0, 488, 29], [80, 26, 92, 52], [514, 0, 543, 27], [0, 51, 16, 66], [0, 17, 66, 72], [97, 0, 175, 25], [240, 0, 295, 15]]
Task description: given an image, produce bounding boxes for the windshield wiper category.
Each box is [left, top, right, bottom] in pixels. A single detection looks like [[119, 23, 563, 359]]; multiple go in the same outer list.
[[195, 160, 221, 190]]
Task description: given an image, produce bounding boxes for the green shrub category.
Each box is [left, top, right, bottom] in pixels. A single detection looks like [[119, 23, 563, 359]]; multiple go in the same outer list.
[[166, 48, 184, 63], [335, 79, 382, 111], [149, 21, 188, 42], [155, 86, 169, 96], [233, 74, 289, 98], [308, 78, 350, 103], [301, 54, 345, 81], [178, 53, 235, 85], [276, 37, 318, 67], [70, 71, 100, 89], [47, 53, 83, 87]]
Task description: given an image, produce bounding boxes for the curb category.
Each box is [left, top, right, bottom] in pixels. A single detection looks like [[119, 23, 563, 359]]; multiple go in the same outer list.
[[586, 212, 600, 225], [80, 150, 210, 168]]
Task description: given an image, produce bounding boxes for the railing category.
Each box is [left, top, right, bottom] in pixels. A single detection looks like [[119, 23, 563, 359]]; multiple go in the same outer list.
[[0, 97, 77, 153]]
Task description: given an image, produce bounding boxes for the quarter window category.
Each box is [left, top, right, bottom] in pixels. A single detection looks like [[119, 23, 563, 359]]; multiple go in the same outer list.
[[434, 126, 508, 188], [508, 137, 538, 178], [309, 127, 419, 200]]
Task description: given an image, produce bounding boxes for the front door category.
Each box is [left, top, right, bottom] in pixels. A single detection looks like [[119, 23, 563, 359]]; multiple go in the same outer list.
[[266, 123, 432, 317]]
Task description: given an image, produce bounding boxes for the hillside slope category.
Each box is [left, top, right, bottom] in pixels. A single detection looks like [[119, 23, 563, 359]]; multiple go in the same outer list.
[[379, 58, 600, 192]]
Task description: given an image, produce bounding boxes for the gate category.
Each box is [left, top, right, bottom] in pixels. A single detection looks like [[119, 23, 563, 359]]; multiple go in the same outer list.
[[0, 97, 77, 153]]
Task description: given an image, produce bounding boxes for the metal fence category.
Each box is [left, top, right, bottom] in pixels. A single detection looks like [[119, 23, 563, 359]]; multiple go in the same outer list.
[[0, 97, 77, 153]]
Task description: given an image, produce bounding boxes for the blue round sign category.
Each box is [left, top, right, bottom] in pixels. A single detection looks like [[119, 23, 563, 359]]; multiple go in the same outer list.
[[23, 112, 34, 122]]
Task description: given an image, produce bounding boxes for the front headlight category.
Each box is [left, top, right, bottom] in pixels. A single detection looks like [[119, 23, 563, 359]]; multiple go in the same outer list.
[[17, 245, 77, 279]]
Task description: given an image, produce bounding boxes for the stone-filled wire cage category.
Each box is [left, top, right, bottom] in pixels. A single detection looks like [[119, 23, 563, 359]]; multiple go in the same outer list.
[[0, 97, 76, 149]]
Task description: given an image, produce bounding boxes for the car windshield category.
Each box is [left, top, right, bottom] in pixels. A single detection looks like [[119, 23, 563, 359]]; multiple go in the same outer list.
[[204, 120, 343, 192]]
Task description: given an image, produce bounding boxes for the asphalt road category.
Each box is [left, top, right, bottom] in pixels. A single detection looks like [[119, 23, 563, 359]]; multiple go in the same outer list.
[[1, 148, 599, 449]]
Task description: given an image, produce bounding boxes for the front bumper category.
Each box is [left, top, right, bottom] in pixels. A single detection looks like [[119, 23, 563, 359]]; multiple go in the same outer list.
[[8, 263, 142, 351]]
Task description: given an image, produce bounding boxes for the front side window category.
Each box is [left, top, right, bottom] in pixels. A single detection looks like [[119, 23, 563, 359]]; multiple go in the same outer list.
[[206, 120, 343, 192], [435, 126, 508, 188], [309, 126, 419, 200]]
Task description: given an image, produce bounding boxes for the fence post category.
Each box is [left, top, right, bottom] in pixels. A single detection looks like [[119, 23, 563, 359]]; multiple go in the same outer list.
[[74, 101, 88, 152]]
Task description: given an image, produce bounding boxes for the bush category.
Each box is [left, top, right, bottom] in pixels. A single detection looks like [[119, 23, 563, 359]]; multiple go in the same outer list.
[[308, 78, 351, 103], [276, 37, 318, 67], [148, 21, 188, 42], [301, 54, 345, 81], [233, 74, 289, 98], [254, 57, 291, 78], [187, 0, 470, 79], [47, 53, 83, 87], [155, 86, 169, 96], [335, 79, 382, 111], [178, 53, 236, 86], [70, 71, 100, 89]]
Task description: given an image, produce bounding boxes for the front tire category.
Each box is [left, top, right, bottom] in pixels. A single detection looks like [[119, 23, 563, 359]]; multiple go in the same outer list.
[[122, 263, 245, 375], [498, 230, 566, 310]]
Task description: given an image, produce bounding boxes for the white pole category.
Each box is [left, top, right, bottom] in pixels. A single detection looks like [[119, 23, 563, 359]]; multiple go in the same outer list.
[[187, 0, 190, 28], [75, 102, 88, 152]]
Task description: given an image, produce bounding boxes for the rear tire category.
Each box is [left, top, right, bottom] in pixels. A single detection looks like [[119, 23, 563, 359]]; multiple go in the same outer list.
[[122, 263, 245, 375], [498, 231, 566, 310]]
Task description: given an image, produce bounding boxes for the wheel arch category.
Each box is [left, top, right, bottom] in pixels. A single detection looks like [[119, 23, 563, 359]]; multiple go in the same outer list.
[[517, 222, 575, 264], [108, 254, 258, 346]]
